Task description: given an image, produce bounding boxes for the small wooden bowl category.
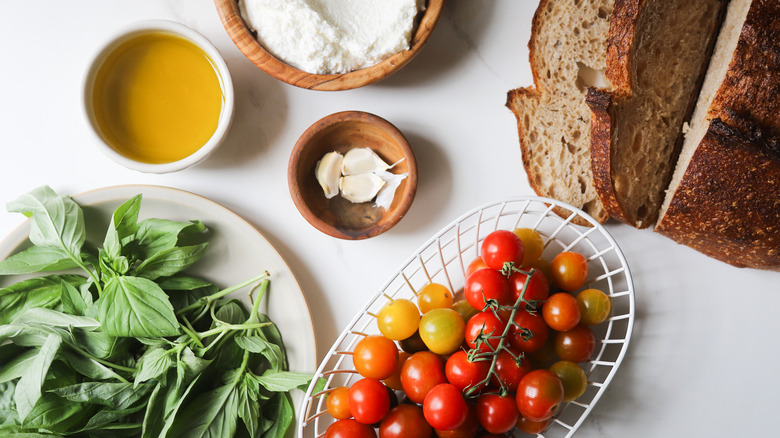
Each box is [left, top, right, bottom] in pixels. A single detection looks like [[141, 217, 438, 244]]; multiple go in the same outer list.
[[214, 0, 445, 90], [288, 111, 417, 240]]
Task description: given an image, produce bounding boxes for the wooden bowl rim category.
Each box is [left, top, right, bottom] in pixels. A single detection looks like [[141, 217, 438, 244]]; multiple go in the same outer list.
[[288, 111, 418, 240], [214, 0, 445, 91]]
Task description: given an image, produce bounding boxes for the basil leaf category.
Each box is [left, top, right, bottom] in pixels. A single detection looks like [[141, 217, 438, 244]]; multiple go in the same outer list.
[[77, 404, 144, 432], [0, 348, 37, 383], [98, 276, 179, 338], [234, 336, 284, 371], [0, 381, 17, 427], [133, 243, 208, 280], [134, 348, 174, 386], [6, 186, 85, 261], [60, 280, 87, 316], [238, 374, 260, 438], [0, 274, 85, 325], [252, 370, 313, 392], [20, 394, 85, 431], [134, 218, 206, 259], [14, 334, 61, 422], [50, 382, 152, 410], [59, 350, 125, 381], [0, 246, 78, 275], [213, 300, 248, 325], [157, 275, 213, 291], [167, 382, 240, 438], [102, 195, 141, 261], [11, 308, 100, 330], [261, 392, 294, 438]]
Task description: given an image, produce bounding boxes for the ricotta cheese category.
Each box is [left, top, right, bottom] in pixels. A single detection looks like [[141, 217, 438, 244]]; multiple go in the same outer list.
[[240, 0, 424, 74]]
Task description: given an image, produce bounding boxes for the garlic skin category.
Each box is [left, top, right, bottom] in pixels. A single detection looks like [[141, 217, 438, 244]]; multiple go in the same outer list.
[[315, 151, 344, 199], [339, 173, 386, 203], [341, 148, 390, 176], [374, 170, 408, 210]]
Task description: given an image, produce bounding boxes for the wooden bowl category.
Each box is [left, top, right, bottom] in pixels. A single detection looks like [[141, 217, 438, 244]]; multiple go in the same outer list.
[[214, 0, 445, 90], [288, 111, 417, 240]]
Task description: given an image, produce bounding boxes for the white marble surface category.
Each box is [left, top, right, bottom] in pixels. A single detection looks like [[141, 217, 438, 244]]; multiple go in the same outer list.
[[0, 1, 777, 437]]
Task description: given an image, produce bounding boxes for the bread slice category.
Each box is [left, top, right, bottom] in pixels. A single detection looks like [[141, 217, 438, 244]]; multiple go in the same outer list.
[[506, 0, 614, 224], [656, 0, 780, 271], [585, 0, 726, 228]]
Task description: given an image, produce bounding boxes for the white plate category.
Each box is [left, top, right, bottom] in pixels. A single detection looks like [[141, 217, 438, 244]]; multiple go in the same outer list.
[[0, 185, 316, 432], [298, 197, 635, 438]]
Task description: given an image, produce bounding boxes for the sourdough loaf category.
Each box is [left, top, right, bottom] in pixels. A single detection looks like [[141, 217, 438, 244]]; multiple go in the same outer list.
[[506, 0, 614, 225], [586, 0, 727, 228], [655, 0, 780, 270]]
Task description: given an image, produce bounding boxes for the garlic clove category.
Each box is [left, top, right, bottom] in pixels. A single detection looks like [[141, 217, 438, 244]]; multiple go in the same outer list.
[[374, 170, 408, 210], [339, 173, 386, 203], [341, 148, 390, 176], [315, 151, 344, 199]]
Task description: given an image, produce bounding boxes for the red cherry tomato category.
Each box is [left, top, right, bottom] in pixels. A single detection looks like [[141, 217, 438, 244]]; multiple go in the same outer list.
[[378, 404, 432, 438], [326, 386, 351, 420], [464, 311, 506, 352], [476, 393, 520, 434], [445, 350, 490, 393], [464, 269, 511, 310], [516, 415, 552, 434], [348, 378, 390, 425], [515, 370, 564, 422], [542, 293, 581, 332], [353, 335, 399, 380], [400, 351, 446, 404], [554, 324, 596, 362], [326, 419, 377, 438], [423, 383, 468, 431], [490, 349, 532, 392], [434, 404, 479, 438], [481, 230, 525, 271], [508, 309, 550, 354], [550, 252, 589, 292], [508, 268, 550, 306]]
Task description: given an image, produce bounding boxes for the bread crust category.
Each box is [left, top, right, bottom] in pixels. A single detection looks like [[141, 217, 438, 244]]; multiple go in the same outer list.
[[655, 119, 780, 270], [708, 0, 780, 133], [603, 0, 643, 93]]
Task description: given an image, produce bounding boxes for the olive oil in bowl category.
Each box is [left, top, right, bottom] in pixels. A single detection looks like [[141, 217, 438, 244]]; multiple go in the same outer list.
[[85, 21, 233, 172]]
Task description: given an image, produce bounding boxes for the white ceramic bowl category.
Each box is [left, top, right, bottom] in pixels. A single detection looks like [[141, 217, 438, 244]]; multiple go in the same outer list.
[[83, 20, 234, 173]]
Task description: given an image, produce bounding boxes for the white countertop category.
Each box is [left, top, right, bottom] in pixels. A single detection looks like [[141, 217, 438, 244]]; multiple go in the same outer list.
[[1, 1, 777, 437]]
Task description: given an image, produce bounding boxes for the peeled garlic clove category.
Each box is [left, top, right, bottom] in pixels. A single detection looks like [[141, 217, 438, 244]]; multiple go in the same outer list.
[[315, 151, 343, 199], [339, 173, 386, 203], [341, 148, 390, 176]]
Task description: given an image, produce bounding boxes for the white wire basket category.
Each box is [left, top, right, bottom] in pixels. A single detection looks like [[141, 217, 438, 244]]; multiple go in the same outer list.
[[297, 197, 635, 438]]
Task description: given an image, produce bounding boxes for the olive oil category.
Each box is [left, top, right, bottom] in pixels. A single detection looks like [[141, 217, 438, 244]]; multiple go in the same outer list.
[[91, 31, 223, 164]]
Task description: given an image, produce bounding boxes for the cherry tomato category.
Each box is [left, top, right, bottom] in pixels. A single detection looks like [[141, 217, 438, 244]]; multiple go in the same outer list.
[[490, 349, 532, 392], [508, 309, 550, 354], [451, 299, 479, 323], [445, 350, 490, 392], [400, 351, 446, 404], [508, 268, 550, 306], [515, 370, 564, 422], [327, 386, 352, 420], [466, 257, 490, 277], [554, 324, 596, 363], [542, 293, 581, 332], [353, 335, 399, 380], [464, 311, 506, 352], [326, 419, 377, 438], [434, 404, 479, 438], [476, 393, 519, 434], [550, 360, 588, 402], [577, 288, 612, 325], [481, 230, 525, 271], [550, 252, 589, 292], [383, 351, 410, 391], [423, 383, 468, 431], [417, 283, 454, 314], [398, 330, 428, 354], [513, 228, 544, 266], [378, 404, 432, 438], [348, 378, 390, 425], [377, 299, 420, 341], [527, 330, 557, 368], [529, 256, 552, 283], [464, 269, 511, 310], [516, 415, 552, 434], [418, 308, 465, 355]]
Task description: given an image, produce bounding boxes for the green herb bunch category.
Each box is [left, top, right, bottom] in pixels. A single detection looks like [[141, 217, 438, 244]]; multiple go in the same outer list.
[[0, 186, 311, 437]]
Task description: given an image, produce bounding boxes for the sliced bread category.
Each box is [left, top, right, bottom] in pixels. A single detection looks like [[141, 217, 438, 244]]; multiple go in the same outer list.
[[655, 0, 780, 270], [586, 0, 727, 228], [506, 0, 614, 224]]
